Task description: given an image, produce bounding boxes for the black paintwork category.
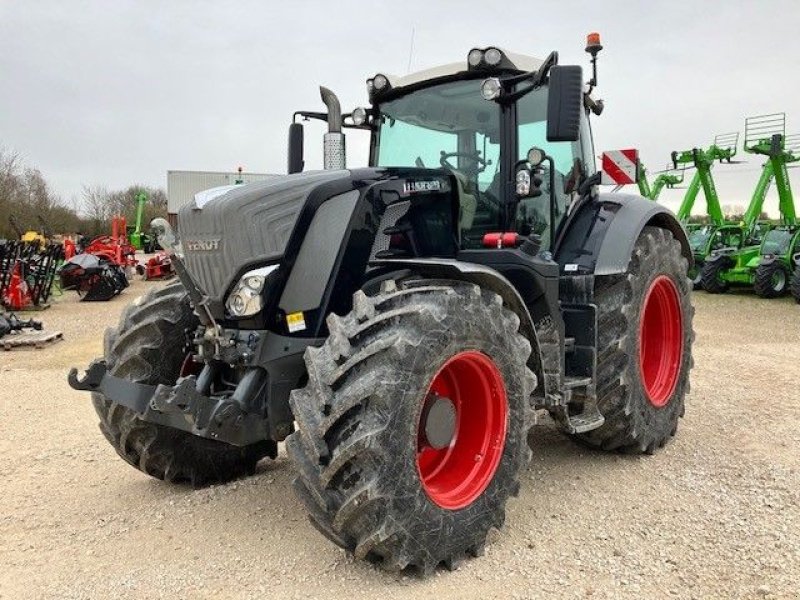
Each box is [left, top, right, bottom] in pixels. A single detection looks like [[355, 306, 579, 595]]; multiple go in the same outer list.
[[70, 164, 688, 447]]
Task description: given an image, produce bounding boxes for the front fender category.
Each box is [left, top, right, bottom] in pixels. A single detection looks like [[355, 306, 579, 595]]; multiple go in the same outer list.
[[369, 257, 546, 400], [757, 254, 777, 267], [705, 248, 736, 267], [556, 193, 692, 276]]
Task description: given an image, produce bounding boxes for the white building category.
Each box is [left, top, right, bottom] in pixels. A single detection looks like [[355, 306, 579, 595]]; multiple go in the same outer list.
[[167, 170, 276, 225]]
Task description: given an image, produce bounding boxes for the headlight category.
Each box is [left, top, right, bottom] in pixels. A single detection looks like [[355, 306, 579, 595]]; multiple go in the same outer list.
[[226, 264, 279, 317]]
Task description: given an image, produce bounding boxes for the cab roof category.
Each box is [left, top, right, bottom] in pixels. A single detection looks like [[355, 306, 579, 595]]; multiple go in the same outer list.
[[376, 49, 545, 95]]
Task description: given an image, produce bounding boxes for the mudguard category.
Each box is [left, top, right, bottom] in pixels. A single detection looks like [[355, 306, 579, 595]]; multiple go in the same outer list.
[[556, 192, 692, 276], [369, 257, 546, 400]]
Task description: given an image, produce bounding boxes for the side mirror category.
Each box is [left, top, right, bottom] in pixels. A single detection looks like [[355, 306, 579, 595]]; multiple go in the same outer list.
[[288, 122, 304, 174], [546, 65, 583, 143]]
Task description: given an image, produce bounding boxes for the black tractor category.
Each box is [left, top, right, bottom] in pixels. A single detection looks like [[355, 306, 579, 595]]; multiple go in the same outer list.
[[69, 35, 694, 575]]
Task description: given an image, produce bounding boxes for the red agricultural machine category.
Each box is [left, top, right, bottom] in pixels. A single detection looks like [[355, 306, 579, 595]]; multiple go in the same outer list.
[[136, 251, 175, 281], [1, 217, 64, 311], [60, 217, 135, 301]]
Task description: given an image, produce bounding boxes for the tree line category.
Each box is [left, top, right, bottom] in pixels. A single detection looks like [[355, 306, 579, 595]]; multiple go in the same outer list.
[[0, 149, 167, 241]]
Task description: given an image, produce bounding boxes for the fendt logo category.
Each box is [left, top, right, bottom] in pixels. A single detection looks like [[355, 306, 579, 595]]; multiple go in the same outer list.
[[403, 179, 442, 194], [184, 238, 222, 252]]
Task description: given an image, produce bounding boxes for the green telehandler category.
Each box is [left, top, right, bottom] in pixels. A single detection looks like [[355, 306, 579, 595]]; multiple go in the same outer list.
[[670, 133, 751, 287], [629, 162, 684, 200], [128, 191, 156, 252], [701, 114, 798, 297], [610, 160, 683, 201]]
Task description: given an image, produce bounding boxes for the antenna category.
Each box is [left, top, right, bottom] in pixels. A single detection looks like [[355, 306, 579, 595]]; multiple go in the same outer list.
[[406, 27, 416, 73]]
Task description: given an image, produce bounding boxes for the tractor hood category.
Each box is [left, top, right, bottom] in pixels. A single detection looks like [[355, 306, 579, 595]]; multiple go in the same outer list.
[[177, 170, 350, 301]]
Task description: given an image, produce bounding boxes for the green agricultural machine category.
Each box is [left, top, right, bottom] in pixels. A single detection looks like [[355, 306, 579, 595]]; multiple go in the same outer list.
[[639, 163, 684, 200], [128, 191, 156, 252], [671, 133, 745, 286], [701, 114, 798, 297], [610, 161, 683, 201]]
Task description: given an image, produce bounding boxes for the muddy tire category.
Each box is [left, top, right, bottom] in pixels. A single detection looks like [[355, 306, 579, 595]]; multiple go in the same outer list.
[[792, 263, 800, 303], [689, 262, 703, 290], [753, 261, 788, 298], [573, 227, 693, 454], [700, 257, 730, 294], [92, 281, 276, 485], [286, 279, 536, 575]]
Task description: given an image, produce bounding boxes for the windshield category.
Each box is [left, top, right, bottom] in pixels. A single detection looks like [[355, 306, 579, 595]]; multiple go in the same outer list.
[[376, 79, 584, 250], [688, 227, 712, 252], [376, 80, 503, 246], [761, 229, 793, 255]]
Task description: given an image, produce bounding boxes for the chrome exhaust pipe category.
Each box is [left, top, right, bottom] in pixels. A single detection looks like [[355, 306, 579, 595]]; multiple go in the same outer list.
[[320, 86, 346, 170]]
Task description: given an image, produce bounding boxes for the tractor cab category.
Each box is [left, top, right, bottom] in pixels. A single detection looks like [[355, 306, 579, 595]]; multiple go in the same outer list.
[[290, 41, 603, 251], [760, 227, 798, 258]]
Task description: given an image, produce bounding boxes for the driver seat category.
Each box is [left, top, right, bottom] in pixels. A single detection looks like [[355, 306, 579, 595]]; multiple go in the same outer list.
[[452, 171, 478, 231]]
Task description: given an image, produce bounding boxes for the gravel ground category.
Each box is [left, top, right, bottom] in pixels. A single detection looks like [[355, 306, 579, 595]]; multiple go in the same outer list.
[[1, 281, 798, 599]]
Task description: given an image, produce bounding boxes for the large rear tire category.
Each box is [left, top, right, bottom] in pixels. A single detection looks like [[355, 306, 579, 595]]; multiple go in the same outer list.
[[573, 227, 693, 454], [92, 281, 276, 485], [286, 279, 536, 574], [753, 261, 788, 298]]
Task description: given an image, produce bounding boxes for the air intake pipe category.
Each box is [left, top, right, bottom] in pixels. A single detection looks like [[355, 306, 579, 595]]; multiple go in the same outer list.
[[320, 86, 346, 170]]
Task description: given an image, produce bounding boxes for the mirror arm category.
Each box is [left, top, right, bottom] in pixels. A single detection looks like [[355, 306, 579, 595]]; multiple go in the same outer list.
[[544, 156, 556, 252], [499, 81, 541, 104], [491, 51, 559, 105], [292, 111, 328, 124]]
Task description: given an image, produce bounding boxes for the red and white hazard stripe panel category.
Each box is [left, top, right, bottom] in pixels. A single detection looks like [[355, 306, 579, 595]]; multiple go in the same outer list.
[[601, 149, 639, 185]]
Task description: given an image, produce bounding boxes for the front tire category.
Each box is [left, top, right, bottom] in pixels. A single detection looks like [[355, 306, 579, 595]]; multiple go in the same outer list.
[[700, 257, 730, 294], [93, 282, 276, 485], [573, 227, 693, 454], [754, 261, 788, 298], [286, 279, 536, 574]]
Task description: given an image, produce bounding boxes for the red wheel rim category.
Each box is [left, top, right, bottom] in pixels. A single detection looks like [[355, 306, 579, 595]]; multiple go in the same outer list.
[[639, 276, 683, 408], [416, 351, 507, 510]]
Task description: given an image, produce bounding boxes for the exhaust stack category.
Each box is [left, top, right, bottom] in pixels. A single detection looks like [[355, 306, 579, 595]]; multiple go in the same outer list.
[[320, 86, 346, 170]]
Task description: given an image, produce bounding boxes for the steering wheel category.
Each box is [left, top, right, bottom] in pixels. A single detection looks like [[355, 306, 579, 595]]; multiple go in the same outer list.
[[439, 151, 488, 177]]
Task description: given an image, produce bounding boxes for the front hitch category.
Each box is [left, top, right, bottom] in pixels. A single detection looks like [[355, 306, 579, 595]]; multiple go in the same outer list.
[[68, 360, 270, 447]]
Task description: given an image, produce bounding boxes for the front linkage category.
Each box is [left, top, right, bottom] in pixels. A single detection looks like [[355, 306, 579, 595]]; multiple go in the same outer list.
[[69, 307, 314, 447]]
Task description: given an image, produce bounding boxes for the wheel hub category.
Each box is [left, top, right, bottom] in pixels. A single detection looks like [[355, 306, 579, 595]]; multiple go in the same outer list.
[[421, 394, 457, 450], [639, 275, 683, 408], [416, 351, 508, 511]]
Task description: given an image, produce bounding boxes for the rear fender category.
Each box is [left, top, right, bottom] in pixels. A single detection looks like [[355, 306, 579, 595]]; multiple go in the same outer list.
[[556, 193, 692, 276]]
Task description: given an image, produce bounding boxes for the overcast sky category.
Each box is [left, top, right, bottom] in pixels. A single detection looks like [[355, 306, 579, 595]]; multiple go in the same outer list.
[[1, 0, 798, 216]]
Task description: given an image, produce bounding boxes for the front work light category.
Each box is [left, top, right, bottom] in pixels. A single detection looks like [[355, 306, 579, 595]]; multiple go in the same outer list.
[[484, 47, 503, 66], [373, 74, 389, 90], [480, 77, 503, 101], [352, 107, 367, 126], [516, 169, 531, 196], [467, 48, 484, 67]]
